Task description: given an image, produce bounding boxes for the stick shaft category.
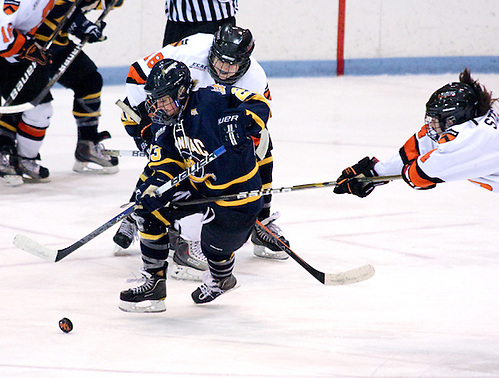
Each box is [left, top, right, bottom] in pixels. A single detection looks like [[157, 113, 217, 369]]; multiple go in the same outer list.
[[173, 175, 401, 206]]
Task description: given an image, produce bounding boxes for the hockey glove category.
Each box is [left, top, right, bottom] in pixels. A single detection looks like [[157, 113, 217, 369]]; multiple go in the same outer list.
[[18, 37, 51, 65], [68, 13, 107, 43], [333, 157, 381, 198], [218, 109, 252, 151]]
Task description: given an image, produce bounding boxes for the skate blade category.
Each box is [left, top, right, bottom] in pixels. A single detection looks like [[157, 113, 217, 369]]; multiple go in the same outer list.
[[73, 160, 119, 175], [22, 176, 51, 184], [0, 174, 23, 187], [118, 299, 166, 313], [113, 244, 134, 256], [253, 245, 289, 260], [170, 262, 204, 282]]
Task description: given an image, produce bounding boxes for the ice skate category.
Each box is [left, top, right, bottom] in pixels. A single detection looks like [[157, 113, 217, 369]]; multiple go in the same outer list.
[[191, 271, 237, 304], [251, 212, 289, 260], [119, 268, 167, 313], [169, 229, 208, 281], [0, 146, 23, 187], [73, 131, 119, 174], [113, 215, 138, 255], [17, 155, 50, 183]]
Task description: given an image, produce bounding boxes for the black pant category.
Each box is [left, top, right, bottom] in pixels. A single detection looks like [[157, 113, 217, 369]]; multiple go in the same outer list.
[[162, 17, 236, 46]]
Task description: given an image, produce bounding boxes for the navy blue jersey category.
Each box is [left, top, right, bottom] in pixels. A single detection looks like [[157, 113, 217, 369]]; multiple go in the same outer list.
[[144, 84, 271, 208]]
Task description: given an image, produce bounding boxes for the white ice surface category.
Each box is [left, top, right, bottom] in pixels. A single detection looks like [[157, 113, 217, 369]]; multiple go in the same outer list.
[[1, 74, 499, 377]]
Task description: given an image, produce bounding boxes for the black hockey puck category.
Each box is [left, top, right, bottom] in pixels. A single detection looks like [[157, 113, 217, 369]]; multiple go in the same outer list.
[[59, 317, 73, 333]]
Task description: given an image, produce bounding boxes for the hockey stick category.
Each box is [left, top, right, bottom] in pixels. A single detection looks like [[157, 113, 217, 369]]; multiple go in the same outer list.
[[0, 0, 85, 113], [13, 145, 226, 262], [172, 175, 402, 206], [102, 149, 147, 157], [0, 0, 118, 114], [255, 220, 375, 285]]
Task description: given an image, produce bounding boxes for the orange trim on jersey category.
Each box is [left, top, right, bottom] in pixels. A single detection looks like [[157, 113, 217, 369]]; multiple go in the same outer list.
[[127, 64, 147, 85], [401, 135, 420, 162], [251, 135, 260, 146], [469, 179, 493, 191], [438, 134, 456, 144], [0, 30, 26, 57], [17, 120, 47, 138], [264, 87, 272, 101], [407, 162, 435, 188]]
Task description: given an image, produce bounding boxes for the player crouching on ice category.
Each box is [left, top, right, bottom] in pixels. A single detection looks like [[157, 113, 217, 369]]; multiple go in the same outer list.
[[332, 68, 499, 197], [119, 58, 271, 312]]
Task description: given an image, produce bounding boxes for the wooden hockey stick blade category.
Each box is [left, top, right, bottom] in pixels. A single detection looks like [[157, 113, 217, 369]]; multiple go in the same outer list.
[[13, 234, 58, 262], [0, 102, 35, 114], [323, 264, 375, 285], [255, 221, 375, 285]]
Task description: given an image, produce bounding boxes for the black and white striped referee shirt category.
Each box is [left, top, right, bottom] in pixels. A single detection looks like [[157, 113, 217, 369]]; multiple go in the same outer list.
[[165, 0, 238, 23]]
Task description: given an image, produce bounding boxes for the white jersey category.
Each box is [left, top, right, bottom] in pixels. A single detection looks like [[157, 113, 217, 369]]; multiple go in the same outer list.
[[0, 0, 54, 62], [375, 108, 499, 192], [126, 33, 270, 108]]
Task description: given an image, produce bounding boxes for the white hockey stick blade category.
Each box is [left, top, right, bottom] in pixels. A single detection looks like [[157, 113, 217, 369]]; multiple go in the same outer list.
[[13, 234, 57, 262], [0, 102, 35, 114], [324, 264, 375, 285]]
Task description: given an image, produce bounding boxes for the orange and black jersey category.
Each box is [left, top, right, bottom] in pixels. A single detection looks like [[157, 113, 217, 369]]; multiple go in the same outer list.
[[143, 84, 271, 209]]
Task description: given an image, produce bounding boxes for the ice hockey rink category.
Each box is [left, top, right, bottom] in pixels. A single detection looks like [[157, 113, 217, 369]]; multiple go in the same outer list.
[[1, 73, 499, 377]]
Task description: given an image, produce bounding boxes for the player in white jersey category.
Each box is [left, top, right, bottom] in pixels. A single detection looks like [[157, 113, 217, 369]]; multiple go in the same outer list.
[[333, 68, 499, 198], [114, 25, 290, 279], [0, 0, 55, 186]]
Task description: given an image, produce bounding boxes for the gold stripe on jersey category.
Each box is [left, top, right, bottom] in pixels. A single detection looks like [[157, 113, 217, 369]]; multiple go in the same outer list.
[[201, 163, 259, 191], [215, 194, 262, 207], [257, 155, 273, 167]]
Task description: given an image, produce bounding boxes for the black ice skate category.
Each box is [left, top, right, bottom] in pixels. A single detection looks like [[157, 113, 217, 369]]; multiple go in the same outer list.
[[73, 131, 119, 174], [119, 268, 167, 313], [169, 229, 208, 282], [113, 215, 138, 254], [0, 146, 23, 186], [191, 272, 237, 304], [251, 212, 289, 260], [17, 155, 50, 183]]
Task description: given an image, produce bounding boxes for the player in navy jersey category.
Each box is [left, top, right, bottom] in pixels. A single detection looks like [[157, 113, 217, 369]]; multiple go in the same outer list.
[[119, 58, 271, 312], [114, 25, 290, 283]]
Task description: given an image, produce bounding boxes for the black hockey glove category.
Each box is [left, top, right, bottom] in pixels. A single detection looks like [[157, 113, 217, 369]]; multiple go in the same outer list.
[[134, 174, 170, 214], [218, 109, 252, 151], [18, 36, 51, 65], [333, 157, 380, 198], [68, 13, 106, 43]]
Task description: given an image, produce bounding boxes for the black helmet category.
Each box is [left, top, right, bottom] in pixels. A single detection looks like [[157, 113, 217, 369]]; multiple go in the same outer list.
[[425, 82, 478, 140], [144, 59, 193, 125], [208, 24, 255, 85]]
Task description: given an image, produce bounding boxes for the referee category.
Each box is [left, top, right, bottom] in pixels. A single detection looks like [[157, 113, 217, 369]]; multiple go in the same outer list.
[[162, 0, 238, 46]]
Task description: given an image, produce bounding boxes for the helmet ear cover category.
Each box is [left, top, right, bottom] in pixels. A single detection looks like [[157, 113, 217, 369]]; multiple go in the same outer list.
[[208, 24, 255, 85], [425, 82, 478, 139]]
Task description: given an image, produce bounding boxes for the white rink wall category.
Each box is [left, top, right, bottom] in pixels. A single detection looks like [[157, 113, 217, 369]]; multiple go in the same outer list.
[[83, 0, 499, 81]]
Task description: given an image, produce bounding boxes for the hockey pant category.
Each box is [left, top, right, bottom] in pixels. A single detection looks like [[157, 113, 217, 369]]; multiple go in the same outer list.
[[0, 59, 53, 158], [136, 199, 262, 275]]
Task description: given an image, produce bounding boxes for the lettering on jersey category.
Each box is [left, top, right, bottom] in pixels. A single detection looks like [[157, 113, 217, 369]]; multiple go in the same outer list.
[[3, 0, 20, 15], [211, 84, 226, 95], [484, 109, 499, 129], [175, 136, 208, 157], [189, 62, 207, 71]]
